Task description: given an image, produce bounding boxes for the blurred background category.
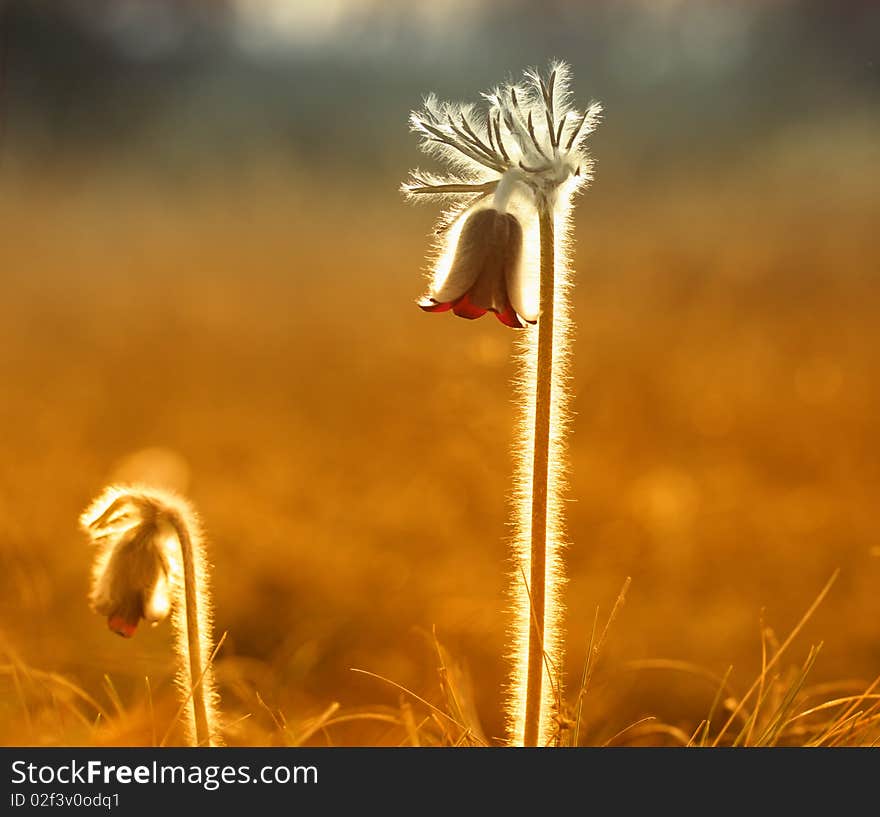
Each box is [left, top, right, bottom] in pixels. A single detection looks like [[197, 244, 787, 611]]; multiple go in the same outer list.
[[1, 0, 878, 745]]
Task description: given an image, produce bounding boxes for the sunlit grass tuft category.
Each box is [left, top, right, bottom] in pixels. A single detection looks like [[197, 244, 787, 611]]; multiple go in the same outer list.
[[2, 570, 879, 747]]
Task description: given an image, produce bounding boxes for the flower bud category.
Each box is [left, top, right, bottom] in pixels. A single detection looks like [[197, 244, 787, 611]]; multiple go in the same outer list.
[[420, 208, 533, 328], [82, 490, 180, 638]]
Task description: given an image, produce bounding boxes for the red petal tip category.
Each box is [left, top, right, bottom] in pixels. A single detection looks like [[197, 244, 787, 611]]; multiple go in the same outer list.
[[418, 297, 453, 313], [452, 294, 487, 320], [494, 304, 526, 329], [108, 616, 138, 638]]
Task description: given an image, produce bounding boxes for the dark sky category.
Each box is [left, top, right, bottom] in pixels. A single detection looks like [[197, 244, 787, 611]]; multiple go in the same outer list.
[[1, 0, 877, 176]]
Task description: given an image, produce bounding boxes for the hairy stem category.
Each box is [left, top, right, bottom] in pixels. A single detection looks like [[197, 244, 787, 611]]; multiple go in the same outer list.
[[169, 513, 212, 747], [523, 201, 555, 747]]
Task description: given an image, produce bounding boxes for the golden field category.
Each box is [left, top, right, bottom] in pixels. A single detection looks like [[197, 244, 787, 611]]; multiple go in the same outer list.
[[1, 110, 878, 745]]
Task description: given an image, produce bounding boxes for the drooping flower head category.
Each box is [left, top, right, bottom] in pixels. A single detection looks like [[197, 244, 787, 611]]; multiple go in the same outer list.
[[81, 485, 221, 746], [403, 61, 601, 328], [81, 486, 187, 638]]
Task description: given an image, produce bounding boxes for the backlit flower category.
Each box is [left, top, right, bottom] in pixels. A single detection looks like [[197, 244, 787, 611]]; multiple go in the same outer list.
[[81, 488, 182, 638], [419, 207, 527, 328], [403, 62, 601, 328]]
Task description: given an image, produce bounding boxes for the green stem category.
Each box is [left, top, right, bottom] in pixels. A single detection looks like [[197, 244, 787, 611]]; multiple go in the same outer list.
[[523, 200, 555, 747], [169, 513, 211, 747]]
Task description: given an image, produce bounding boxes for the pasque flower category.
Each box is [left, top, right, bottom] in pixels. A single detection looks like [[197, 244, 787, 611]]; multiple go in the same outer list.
[[81, 485, 221, 746], [403, 62, 601, 328], [419, 208, 527, 328], [83, 489, 180, 638], [404, 63, 601, 747]]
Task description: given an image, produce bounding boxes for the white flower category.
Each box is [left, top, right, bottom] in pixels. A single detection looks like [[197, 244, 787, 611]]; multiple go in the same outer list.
[[403, 62, 601, 328], [81, 487, 184, 638]]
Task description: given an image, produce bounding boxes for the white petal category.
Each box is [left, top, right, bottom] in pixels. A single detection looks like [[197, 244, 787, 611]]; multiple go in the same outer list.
[[429, 207, 479, 301], [505, 203, 540, 323], [143, 572, 172, 624]]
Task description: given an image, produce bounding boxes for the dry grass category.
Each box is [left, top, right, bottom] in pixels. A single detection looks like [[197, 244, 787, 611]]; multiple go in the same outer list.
[[0, 145, 878, 745]]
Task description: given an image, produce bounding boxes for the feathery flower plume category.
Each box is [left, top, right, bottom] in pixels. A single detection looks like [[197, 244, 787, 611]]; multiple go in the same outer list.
[[81, 486, 221, 746], [403, 62, 601, 745]]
